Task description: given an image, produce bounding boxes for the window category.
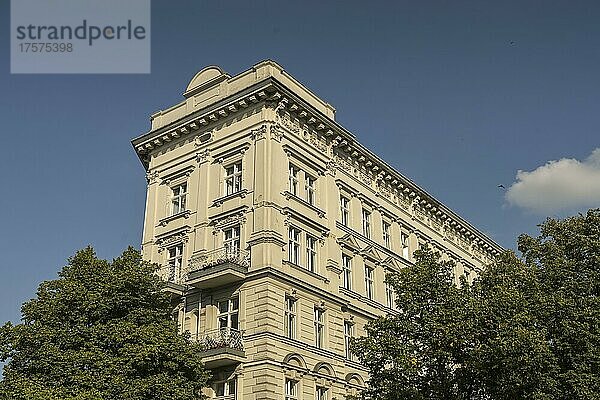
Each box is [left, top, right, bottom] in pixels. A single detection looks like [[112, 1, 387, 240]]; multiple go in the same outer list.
[[362, 209, 371, 238], [344, 321, 354, 360], [171, 183, 187, 215], [401, 232, 410, 259], [342, 254, 352, 290], [386, 281, 396, 309], [340, 196, 349, 226], [167, 244, 183, 282], [284, 296, 296, 339], [365, 266, 374, 300], [224, 226, 240, 256], [215, 378, 236, 398], [306, 235, 317, 272], [316, 386, 328, 400], [382, 221, 391, 248], [305, 174, 316, 205], [218, 296, 239, 331], [225, 162, 242, 195], [285, 379, 298, 400], [288, 227, 301, 265], [314, 307, 324, 348], [289, 164, 299, 196]]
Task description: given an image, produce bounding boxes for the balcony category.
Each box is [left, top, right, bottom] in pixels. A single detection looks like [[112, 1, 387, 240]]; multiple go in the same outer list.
[[187, 247, 249, 289], [196, 328, 245, 368]]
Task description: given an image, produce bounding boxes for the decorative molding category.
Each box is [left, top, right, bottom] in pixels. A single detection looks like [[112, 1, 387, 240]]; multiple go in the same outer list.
[[155, 228, 191, 251], [158, 210, 191, 227], [269, 124, 284, 142], [145, 170, 159, 184], [195, 149, 210, 164], [160, 165, 195, 185], [250, 124, 267, 141]]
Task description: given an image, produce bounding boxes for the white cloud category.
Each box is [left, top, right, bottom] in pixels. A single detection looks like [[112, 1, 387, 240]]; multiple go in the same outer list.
[[505, 148, 600, 215]]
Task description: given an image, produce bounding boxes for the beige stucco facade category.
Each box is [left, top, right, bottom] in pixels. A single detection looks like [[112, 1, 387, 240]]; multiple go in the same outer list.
[[132, 60, 502, 400]]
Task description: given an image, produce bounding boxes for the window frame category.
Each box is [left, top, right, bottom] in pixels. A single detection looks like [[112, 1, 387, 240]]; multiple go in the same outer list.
[[170, 183, 187, 216], [316, 386, 328, 400], [314, 307, 324, 348], [344, 320, 355, 360], [401, 231, 410, 259], [385, 280, 396, 309], [284, 295, 297, 340], [365, 266, 374, 300], [167, 243, 184, 282], [224, 161, 243, 196], [289, 164, 299, 196], [214, 377, 237, 398], [340, 195, 349, 226], [306, 234, 317, 272], [305, 173, 316, 205], [285, 378, 298, 400], [342, 254, 352, 290], [382, 221, 391, 248], [217, 296, 240, 331], [223, 226, 241, 255], [362, 208, 371, 239], [288, 227, 301, 265]]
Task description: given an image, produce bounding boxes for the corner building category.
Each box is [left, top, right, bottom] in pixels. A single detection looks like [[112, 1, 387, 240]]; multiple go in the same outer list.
[[132, 61, 502, 399]]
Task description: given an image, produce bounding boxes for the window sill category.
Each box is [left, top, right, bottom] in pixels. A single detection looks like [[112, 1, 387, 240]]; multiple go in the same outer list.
[[283, 260, 329, 283], [282, 191, 326, 218], [158, 210, 191, 227], [213, 189, 249, 207], [339, 286, 382, 309]]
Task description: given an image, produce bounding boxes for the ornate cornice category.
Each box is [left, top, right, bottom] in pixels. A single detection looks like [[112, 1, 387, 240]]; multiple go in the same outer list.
[[133, 74, 503, 261]]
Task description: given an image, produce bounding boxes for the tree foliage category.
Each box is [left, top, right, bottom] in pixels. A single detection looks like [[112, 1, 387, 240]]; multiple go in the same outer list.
[[352, 209, 600, 400], [0, 247, 209, 400]]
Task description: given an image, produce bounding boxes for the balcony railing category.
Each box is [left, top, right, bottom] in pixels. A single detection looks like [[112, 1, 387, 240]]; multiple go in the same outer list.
[[159, 264, 190, 286], [158, 247, 250, 287], [189, 247, 250, 273], [197, 328, 245, 352]]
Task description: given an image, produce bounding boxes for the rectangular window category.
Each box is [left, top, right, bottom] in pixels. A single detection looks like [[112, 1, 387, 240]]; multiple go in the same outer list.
[[344, 321, 354, 360], [224, 226, 240, 256], [305, 174, 316, 205], [225, 162, 242, 195], [167, 244, 183, 282], [289, 164, 299, 196], [288, 227, 301, 265], [314, 307, 324, 348], [382, 221, 391, 248], [362, 208, 371, 239], [171, 183, 187, 215], [284, 296, 296, 339], [316, 386, 328, 400], [340, 196, 349, 226], [306, 235, 317, 272], [386, 281, 396, 309], [401, 232, 410, 259], [342, 254, 352, 290], [215, 378, 236, 397], [218, 296, 239, 331], [365, 266, 374, 300], [285, 379, 298, 400]]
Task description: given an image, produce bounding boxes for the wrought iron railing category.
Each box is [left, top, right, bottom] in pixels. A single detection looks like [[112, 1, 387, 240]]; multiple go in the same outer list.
[[159, 264, 190, 285], [197, 328, 245, 352], [189, 247, 250, 273], [159, 247, 250, 285]]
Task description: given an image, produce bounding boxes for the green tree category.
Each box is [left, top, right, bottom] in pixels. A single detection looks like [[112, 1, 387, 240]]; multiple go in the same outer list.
[[352, 209, 600, 400], [0, 247, 209, 400], [351, 247, 477, 400]]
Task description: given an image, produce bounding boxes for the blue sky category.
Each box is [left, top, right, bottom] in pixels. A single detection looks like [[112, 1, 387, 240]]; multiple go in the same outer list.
[[1, 0, 599, 327]]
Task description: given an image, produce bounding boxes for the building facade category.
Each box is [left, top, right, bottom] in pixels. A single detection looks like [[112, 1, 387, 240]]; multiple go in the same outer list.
[[132, 60, 502, 400]]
